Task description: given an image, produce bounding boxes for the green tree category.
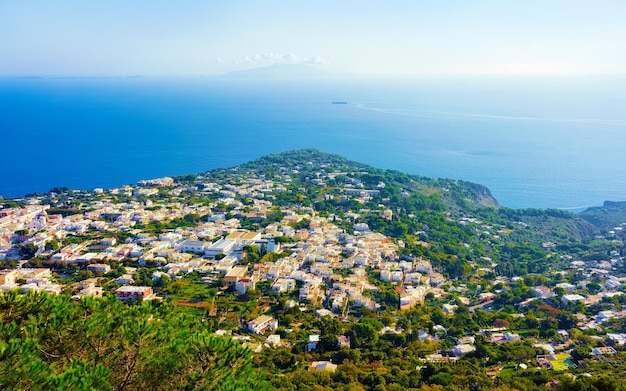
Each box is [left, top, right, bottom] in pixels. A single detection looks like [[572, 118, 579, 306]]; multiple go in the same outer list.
[[571, 344, 592, 361], [352, 321, 379, 348], [45, 239, 60, 251], [19, 243, 38, 259], [0, 291, 270, 390], [586, 281, 602, 294]]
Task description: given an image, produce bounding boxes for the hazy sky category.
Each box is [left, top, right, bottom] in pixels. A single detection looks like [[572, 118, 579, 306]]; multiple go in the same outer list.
[[1, 1, 625, 76]]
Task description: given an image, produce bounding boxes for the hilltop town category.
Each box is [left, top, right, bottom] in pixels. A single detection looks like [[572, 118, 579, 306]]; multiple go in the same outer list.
[[1, 150, 625, 390]]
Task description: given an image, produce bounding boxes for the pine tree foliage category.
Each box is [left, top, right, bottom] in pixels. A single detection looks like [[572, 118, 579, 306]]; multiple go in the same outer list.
[[0, 291, 269, 390]]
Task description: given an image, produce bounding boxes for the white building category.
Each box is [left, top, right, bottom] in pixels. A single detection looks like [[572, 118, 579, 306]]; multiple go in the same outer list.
[[248, 315, 278, 335], [266, 334, 281, 346], [453, 344, 476, 357], [271, 278, 296, 293], [115, 286, 153, 301], [307, 335, 320, 352], [310, 361, 337, 372], [442, 304, 458, 315], [87, 263, 111, 274], [235, 278, 255, 295], [179, 240, 206, 254], [205, 239, 236, 257], [562, 294, 586, 306]]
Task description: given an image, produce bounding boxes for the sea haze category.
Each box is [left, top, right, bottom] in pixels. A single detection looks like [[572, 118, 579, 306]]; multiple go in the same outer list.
[[1, 76, 625, 210]]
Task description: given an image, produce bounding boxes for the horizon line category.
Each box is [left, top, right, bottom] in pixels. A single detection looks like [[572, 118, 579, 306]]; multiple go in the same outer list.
[[2, 72, 626, 79]]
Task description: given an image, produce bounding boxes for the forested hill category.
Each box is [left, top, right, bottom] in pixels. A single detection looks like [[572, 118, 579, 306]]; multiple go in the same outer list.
[[203, 149, 597, 242], [171, 149, 600, 285], [580, 201, 626, 230], [207, 149, 500, 211], [5, 149, 626, 390]]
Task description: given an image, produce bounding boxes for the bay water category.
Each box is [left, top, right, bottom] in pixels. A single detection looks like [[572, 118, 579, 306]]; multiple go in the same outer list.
[[1, 76, 625, 210]]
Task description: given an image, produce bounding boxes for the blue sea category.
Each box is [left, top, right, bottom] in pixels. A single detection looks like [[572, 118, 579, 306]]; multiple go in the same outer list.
[[1, 76, 626, 210]]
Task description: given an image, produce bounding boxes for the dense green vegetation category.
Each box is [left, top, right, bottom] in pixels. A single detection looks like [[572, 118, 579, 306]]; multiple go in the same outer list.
[[4, 149, 626, 390], [207, 149, 604, 280], [3, 288, 625, 391], [580, 201, 626, 230], [0, 291, 269, 390]]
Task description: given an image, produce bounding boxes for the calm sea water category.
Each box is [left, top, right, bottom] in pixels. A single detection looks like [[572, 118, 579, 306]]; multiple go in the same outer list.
[[1, 76, 625, 210]]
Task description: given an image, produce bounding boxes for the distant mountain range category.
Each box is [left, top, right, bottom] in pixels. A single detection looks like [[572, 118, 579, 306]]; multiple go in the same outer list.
[[221, 64, 336, 79]]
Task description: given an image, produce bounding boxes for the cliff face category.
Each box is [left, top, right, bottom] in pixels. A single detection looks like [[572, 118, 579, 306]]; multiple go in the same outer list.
[[603, 201, 626, 208], [463, 182, 499, 208]]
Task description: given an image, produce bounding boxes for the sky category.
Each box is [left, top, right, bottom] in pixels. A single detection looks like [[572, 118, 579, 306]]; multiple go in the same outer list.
[[1, 1, 625, 76]]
